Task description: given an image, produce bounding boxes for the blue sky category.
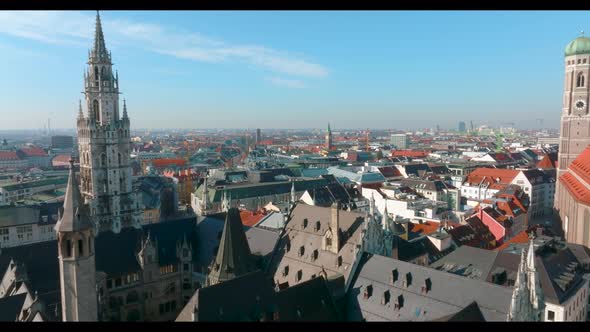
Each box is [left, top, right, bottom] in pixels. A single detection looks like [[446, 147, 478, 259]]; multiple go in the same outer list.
[[0, 11, 585, 130]]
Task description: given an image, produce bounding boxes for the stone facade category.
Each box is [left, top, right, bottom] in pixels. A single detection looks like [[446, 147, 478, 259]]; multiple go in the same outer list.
[[77, 12, 142, 234]]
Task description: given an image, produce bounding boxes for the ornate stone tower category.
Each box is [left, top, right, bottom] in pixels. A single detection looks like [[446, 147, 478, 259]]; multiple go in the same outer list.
[[55, 161, 98, 321], [325, 123, 333, 151], [557, 34, 590, 180], [77, 11, 142, 234]]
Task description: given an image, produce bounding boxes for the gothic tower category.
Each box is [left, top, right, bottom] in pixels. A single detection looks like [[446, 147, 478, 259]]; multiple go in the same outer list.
[[325, 123, 333, 151], [77, 11, 143, 234], [55, 161, 98, 321]]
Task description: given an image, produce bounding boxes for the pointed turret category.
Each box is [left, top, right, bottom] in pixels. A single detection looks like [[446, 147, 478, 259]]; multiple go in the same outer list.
[[206, 208, 257, 286], [78, 100, 84, 119], [369, 192, 375, 217], [90, 11, 109, 63], [55, 160, 93, 233], [290, 179, 296, 204], [122, 99, 129, 118], [525, 237, 544, 313], [382, 200, 391, 232]]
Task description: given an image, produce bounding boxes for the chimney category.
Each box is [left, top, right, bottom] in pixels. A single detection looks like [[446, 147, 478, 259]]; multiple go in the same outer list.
[[330, 202, 340, 254]]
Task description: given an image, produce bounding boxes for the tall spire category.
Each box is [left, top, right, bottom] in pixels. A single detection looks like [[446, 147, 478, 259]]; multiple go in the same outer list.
[[91, 11, 109, 62], [55, 160, 93, 233]]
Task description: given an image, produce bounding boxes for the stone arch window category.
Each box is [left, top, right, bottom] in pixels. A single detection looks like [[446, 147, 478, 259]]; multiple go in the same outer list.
[[118, 153, 122, 165], [101, 66, 106, 78], [101, 153, 107, 167], [93, 100, 100, 122], [94, 66, 99, 79], [577, 72, 585, 87]]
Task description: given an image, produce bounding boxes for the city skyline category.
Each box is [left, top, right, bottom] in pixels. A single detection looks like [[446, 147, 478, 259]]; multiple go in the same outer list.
[[0, 11, 586, 130]]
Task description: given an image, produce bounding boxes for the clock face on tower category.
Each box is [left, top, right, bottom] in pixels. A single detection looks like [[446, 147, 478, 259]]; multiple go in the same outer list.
[[575, 99, 586, 111]]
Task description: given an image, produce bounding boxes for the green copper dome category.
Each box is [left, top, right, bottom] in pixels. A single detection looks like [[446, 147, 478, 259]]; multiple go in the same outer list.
[[565, 36, 590, 56]]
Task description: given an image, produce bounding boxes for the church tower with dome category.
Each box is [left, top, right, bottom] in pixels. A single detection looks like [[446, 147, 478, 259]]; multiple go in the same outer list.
[[555, 33, 590, 243]]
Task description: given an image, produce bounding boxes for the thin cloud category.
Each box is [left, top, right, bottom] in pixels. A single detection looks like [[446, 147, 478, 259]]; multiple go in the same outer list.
[[266, 76, 307, 89], [0, 11, 328, 80]]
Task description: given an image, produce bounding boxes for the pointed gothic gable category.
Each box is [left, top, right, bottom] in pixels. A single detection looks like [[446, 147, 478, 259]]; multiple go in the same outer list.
[[207, 208, 257, 285]]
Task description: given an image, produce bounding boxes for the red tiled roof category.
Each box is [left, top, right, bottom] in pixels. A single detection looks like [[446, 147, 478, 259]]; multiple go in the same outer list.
[[409, 221, 440, 236], [537, 152, 557, 169], [151, 158, 186, 168], [464, 168, 519, 187], [569, 145, 590, 187], [239, 210, 267, 227], [377, 166, 403, 178], [19, 147, 47, 157], [559, 172, 590, 205], [0, 151, 19, 160], [495, 230, 530, 251], [390, 150, 430, 158]]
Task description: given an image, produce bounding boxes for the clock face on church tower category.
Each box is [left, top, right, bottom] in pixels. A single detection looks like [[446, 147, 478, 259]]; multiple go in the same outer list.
[[575, 99, 586, 111]]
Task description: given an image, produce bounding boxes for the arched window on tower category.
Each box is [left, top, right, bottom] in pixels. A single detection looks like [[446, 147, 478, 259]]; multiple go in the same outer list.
[[577, 72, 585, 87], [118, 153, 122, 165], [93, 100, 100, 122], [101, 153, 107, 167], [101, 66, 106, 79], [94, 66, 99, 80]]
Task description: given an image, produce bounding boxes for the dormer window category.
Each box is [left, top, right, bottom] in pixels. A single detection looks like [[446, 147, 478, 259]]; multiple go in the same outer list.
[[381, 290, 391, 305], [423, 278, 432, 293], [390, 269, 399, 284], [405, 272, 412, 287], [312, 249, 319, 262], [395, 295, 404, 310], [364, 284, 373, 299]]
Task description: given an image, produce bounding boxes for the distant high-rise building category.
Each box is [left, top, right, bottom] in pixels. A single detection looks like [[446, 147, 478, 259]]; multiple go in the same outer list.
[[77, 12, 142, 234], [51, 135, 74, 149], [325, 123, 333, 150], [390, 134, 408, 149], [255, 128, 261, 144], [458, 121, 466, 132]]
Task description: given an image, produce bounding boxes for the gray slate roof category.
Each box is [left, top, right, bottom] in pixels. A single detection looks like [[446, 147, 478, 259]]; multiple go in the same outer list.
[[345, 253, 512, 321]]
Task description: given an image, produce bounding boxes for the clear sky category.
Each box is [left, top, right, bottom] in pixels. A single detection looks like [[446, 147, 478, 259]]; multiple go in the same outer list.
[[0, 10, 585, 130]]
